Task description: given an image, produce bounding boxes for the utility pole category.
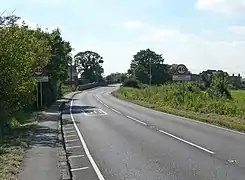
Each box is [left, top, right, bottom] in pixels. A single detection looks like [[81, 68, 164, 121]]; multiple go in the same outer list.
[[149, 58, 152, 85]]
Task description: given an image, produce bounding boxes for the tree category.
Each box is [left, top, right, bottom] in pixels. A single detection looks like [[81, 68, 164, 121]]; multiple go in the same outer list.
[[129, 49, 171, 85], [0, 15, 51, 136], [106, 72, 128, 84], [74, 51, 104, 82]]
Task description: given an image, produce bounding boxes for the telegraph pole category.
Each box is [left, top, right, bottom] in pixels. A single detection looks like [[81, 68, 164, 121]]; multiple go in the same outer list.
[[149, 58, 152, 85]]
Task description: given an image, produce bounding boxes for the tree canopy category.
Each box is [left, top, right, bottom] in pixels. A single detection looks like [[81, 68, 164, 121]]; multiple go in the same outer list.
[[0, 14, 74, 135], [129, 49, 171, 85], [74, 51, 104, 83]]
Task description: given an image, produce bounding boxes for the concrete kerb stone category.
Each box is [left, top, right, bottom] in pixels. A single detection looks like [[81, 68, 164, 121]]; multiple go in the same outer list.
[[59, 91, 82, 180]]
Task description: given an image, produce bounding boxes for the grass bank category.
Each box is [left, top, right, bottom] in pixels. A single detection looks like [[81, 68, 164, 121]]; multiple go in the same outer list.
[[0, 113, 37, 180], [113, 85, 245, 132]]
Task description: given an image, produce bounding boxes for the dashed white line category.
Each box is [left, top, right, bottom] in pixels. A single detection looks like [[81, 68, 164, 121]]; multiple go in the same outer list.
[[158, 129, 214, 154], [66, 146, 81, 149], [65, 139, 79, 143], [126, 115, 147, 125], [70, 100, 105, 180], [111, 108, 122, 114], [71, 166, 89, 172], [69, 154, 85, 158]]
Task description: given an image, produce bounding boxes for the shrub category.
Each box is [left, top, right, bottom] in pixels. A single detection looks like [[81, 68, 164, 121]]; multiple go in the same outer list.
[[123, 79, 140, 88]]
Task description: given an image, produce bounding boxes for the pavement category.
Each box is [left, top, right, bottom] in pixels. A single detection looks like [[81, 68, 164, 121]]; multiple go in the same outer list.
[[62, 85, 245, 180], [17, 92, 78, 180]]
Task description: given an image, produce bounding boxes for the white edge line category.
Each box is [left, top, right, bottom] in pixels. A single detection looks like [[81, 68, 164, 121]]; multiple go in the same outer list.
[[70, 100, 105, 180], [126, 116, 147, 126], [71, 166, 89, 172], [159, 130, 214, 154]]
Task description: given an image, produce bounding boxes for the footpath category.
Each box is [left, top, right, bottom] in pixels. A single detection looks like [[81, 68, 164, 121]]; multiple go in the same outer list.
[[18, 92, 79, 180]]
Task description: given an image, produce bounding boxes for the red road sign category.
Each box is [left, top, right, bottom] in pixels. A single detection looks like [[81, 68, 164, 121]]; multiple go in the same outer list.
[[35, 66, 43, 76]]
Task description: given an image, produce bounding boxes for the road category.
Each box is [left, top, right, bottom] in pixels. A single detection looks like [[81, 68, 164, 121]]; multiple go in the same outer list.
[[62, 85, 245, 180]]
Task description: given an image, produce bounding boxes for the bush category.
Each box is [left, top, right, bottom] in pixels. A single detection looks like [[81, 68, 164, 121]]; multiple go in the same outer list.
[[123, 79, 140, 88], [209, 72, 231, 99]]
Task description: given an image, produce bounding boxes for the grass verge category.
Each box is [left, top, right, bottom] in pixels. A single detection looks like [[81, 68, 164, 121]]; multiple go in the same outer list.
[[113, 89, 245, 132], [0, 113, 37, 180]]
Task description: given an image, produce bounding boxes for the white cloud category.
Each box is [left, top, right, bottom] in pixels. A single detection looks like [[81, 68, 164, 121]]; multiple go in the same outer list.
[[120, 21, 245, 75], [196, 0, 245, 14], [123, 21, 142, 29], [229, 26, 245, 34], [17, 19, 64, 32]]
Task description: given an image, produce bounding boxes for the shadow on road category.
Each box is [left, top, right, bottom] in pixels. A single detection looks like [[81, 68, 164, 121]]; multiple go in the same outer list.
[[62, 105, 97, 114]]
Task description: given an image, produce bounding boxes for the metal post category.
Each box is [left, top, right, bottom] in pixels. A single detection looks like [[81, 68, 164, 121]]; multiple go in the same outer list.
[[149, 58, 152, 85], [70, 63, 73, 87], [40, 82, 43, 108], [36, 83, 39, 108]]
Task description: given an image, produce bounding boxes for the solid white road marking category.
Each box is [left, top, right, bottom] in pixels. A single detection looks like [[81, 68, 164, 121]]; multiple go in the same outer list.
[[65, 139, 79, 143], [126, 115, 147, 125], [64, 127, 74, 131], [158, 129, 214, 154], [65, 130, 76, 134], [111, 108, 122, 114], [66, 146, 81, 149], [69, 154, 85, 158], [71, 167, 89, 172], [65, 134, 77, 138], [70, 100, 105, 180]]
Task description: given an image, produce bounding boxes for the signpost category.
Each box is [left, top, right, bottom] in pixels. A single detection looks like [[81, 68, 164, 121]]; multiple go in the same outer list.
[[33, 66, 48, 108], [172, 64, 191, 82], [172, 64, 190, 102], [173, 75, 191, 81]]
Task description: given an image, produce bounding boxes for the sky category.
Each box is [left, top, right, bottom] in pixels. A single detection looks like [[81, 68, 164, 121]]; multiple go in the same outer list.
[[1, 0, 245, 76]]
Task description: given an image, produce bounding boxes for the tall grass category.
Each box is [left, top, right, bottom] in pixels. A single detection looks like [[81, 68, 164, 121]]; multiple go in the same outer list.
[[115, 83, 245, 131]]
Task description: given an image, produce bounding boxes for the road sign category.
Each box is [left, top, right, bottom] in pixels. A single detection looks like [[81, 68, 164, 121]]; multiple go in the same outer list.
[[176, 64, 187, 75], [34, 76, 49, 82], [173, 75, 191, 81], [35, 66, 43, 76]]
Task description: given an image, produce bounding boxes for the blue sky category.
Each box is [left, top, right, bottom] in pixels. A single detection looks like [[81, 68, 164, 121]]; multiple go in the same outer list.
[[2, 0, 245, 76]]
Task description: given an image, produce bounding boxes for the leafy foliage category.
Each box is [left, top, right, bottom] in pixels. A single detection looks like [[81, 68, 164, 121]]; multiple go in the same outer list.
[[106, 72, 128, 84], [74, 51, 104, 83], [208, 71, 231, 99], [122, 79, 140, 88], [0, 14, 73, 136], [0, 15, 51, 126], [129, 49, 171, 85]]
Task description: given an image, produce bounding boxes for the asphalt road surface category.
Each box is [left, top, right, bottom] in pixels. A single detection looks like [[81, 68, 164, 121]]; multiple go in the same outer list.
[[62, 85, 245, 180]]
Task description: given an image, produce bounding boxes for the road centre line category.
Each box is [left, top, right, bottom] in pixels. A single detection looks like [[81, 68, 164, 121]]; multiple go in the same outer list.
[[159, 129, 214, 154], [126, 115, 147, 125], [71, 167, 89, 172], [70, 100, 105, 180], [95, 96, 214, 155], [111, 108, 122, 114]]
